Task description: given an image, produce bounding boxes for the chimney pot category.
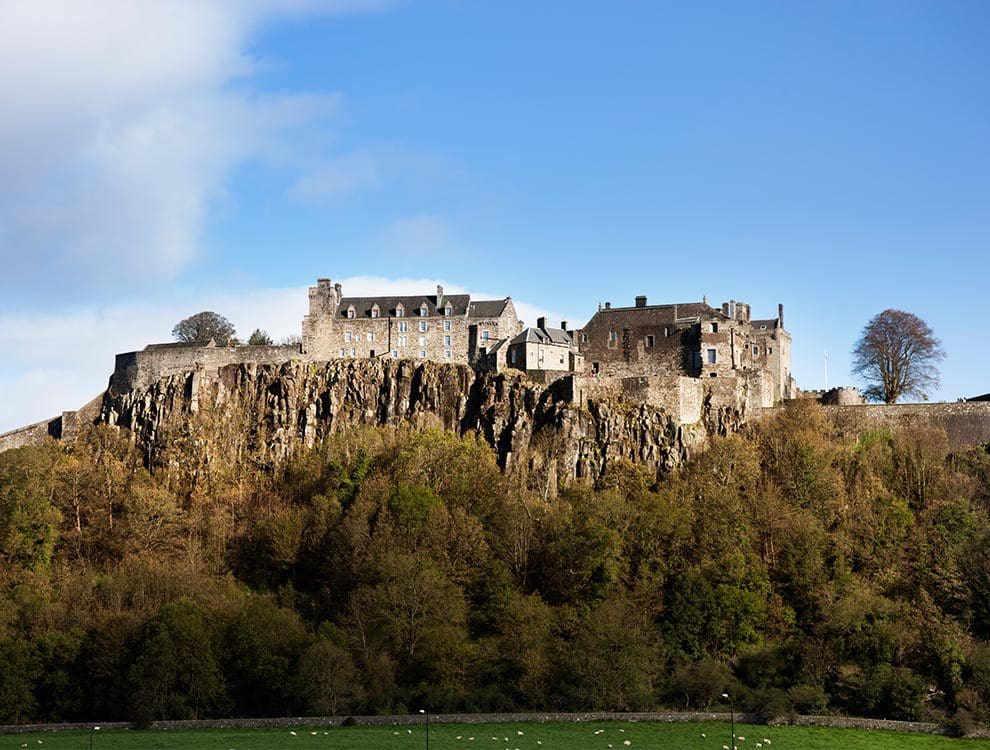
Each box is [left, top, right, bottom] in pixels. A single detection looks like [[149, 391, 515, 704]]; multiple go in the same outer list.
[[635, 295, 647, 308], [605, 302, 611, 310], [537, 316, 547, 329], [560, 321, 567, 331]]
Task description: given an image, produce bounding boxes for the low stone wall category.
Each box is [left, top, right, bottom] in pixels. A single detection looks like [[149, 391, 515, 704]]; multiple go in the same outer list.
[[112, 344, 302, 393], [823, 401, 990, 450], [0, 416, 60, 453], [2, 711, 977, 736]]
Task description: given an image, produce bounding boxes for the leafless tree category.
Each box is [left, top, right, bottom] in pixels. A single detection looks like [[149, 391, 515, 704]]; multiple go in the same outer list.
[[851, 309, 945, 404]]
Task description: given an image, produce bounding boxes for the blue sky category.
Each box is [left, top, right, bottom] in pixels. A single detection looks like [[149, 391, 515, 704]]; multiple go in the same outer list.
[[1, 0, 988, 431]]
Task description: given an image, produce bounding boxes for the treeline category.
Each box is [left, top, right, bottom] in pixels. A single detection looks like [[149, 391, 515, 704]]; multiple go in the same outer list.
[[2, 402, 990, 729]]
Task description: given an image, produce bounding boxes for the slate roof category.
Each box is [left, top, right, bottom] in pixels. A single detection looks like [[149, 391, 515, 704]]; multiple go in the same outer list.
[[337, 294, 510, 319], [750, 318, 779, 330], [511, 326, 574, 346]]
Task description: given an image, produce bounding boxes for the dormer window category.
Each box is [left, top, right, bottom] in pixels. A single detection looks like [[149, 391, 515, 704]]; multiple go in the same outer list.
[[346, 306, 356, 319], [420, 304, 429, 317], [444, 304, 452, 316], [395, 304, 404, 317], [370, 304, 380, 318]]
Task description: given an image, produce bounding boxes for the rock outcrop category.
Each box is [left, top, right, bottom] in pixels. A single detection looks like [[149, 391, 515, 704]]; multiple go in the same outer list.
[[101, 359, 717, 483]]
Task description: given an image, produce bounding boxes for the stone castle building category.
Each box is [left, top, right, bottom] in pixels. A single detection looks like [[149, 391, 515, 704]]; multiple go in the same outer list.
[[576, 295, 794, 403], [301, 279, 523, 366]]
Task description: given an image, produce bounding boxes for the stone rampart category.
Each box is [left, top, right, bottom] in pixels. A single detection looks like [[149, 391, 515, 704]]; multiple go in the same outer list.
[[823, 401, 990, 450], [111, 344, 301, 393], [0, 416, 61, 453]]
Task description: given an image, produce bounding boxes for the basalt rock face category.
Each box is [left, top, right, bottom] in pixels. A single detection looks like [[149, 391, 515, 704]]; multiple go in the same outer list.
[[101, 359, 714, 482]]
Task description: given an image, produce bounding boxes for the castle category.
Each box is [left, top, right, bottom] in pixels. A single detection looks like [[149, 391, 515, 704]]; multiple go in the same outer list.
[[5, 275, 990, 456], [104, 278, 793, 420]]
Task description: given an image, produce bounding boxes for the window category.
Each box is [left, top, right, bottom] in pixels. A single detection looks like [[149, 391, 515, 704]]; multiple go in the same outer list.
[[481, 330, 489, 342], [338, 349, 345, 357], [444, 335, 451, 346], [350, 348, 356, 357], [391, 350, 398, 358], [398, 321, 408, 333], [344, 331, 352, 343], [420, 305, 428, 317], [511, 349, 517, 364], [398, 335, 407, 347], [419, 350, 427, 358], [346, 306, 355, 319], [419, 321, 428, 332], [712, 323, 718, 333], [419, 335, 427, 346], [395, 304, 404, 317], [371, 305, 380, 318], [646, 335, 655, 348], [443, 320, 452, 331], [752, 345, 759, 356], [769, 347, 773, 354], [609, 331, 617, 342], [664, 326, 671, 337], [444, 305, 452, 316], [444, 350, 452, 359], [368, 332, 375, 343], [707, 348, 717, 364], [581, 333, 588, 344]]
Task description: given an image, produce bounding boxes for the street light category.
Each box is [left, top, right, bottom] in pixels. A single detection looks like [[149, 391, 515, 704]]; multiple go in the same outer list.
[[89, 726, 100, 750], [419, 709, 429, 750], [721, 693, 734, 750]]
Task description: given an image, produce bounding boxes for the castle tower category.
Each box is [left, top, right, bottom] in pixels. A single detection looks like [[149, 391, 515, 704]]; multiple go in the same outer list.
[[301, 278, 342, 357]]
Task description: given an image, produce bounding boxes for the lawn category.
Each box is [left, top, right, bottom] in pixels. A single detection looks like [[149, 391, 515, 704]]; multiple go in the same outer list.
[[3, 721, 990, 750]]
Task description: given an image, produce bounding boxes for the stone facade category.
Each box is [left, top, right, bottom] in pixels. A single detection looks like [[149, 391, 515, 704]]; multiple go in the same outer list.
[[576, 295, 793, 405], [507, 317, 583, 373], [301, 279, 522, 366]]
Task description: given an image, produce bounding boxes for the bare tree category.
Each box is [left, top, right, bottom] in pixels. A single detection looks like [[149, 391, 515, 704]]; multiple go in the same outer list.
[[851, 309, 945, 404], [172, 311, 237, 346]]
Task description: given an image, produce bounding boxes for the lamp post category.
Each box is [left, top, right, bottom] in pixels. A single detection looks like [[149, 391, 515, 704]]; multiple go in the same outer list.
[[89, 726, 100, 750], [419, 708, 429, 750], [721, 693, 734, 750]]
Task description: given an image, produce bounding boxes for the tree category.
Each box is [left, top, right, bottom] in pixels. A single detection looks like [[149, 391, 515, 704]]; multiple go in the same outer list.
[[851, 309, 945, 404], [247, 329, 273, 346], [171, 311, 237, 346]]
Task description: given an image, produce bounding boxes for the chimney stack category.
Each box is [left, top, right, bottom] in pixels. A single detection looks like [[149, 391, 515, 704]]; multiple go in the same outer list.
[[436, 284, 444, 307], [537, 316, 547, 330], [605, 302, 611, 310], [560, 321, 568, 331], [635, 295, 647, 308]]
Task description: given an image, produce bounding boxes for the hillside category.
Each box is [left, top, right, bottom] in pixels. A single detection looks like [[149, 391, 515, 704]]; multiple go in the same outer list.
[[1, 363, 990, 730]]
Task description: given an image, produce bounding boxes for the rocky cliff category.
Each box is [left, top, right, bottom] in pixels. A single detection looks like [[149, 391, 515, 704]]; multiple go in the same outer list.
[[100, 359, 720, 483]]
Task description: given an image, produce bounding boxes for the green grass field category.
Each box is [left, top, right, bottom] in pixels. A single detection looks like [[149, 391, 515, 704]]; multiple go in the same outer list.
[[2, 722, 990, 750]]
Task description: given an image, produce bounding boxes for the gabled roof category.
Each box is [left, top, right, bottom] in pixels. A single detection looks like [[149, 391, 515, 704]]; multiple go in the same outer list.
[[750, 318, 779, 330], [337, 294, 511, 319], [511, 326, 573, 346]]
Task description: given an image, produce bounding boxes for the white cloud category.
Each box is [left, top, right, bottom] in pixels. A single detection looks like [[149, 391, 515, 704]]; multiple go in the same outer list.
[[0, 276, 566, 433], [0, 0, 383, 293]]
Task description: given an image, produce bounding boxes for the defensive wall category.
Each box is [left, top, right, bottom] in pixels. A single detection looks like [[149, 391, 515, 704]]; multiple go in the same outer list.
[[111, 343, 301, 393], [821, 400, 990, 450], [0, 394, 103, 454]]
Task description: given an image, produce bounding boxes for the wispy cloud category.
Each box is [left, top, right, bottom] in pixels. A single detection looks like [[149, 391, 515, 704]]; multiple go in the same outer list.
[[382, 214, 455, 255], [0, 0, 383, 296]]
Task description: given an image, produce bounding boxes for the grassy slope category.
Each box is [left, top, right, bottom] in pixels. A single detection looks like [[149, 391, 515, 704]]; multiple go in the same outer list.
[[3, 722, 990, 750]]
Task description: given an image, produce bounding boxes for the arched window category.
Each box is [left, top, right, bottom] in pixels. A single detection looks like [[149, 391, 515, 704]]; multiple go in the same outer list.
[[395, 303, 404, 317], [420, 304, 429, 317], [371, 304, 380, 318], [444, 304, 452, 316], [346, 305, 356, 319]]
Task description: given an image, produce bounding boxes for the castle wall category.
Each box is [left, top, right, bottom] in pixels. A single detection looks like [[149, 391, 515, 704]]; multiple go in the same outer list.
[[112, 344, 301, 393], [822, 402, 990, 450]]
